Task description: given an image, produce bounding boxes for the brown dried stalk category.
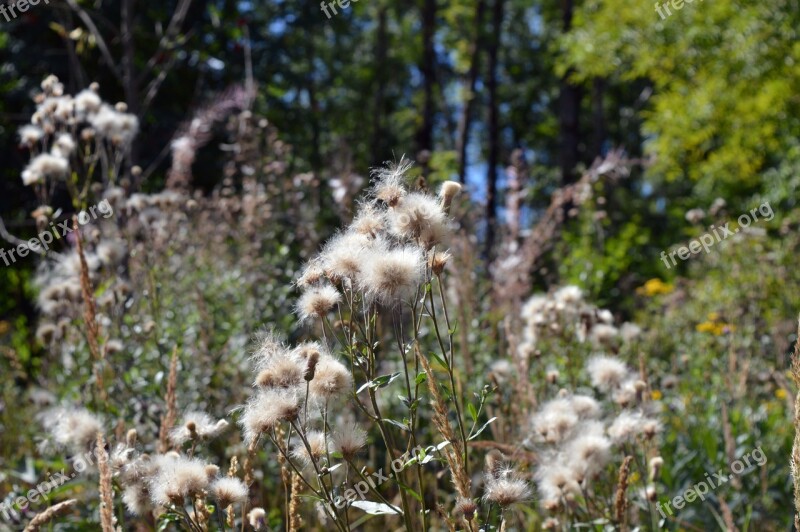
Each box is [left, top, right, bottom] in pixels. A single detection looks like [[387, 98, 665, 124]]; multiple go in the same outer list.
[[718, 495, 738, 532], [418, 346, 471, 501], [227, 457, 240, 528], [96, 433, 116, 532], [289, 472, 304, 531], [74, 217, 106, 402], [614, 455, 633, 531], [721, 403, 742, 489], [158, 346, 179, 453], [789, 315, 800, 530], [23, 499, 77, 531]]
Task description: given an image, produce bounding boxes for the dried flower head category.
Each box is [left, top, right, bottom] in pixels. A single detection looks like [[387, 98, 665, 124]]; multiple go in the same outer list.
[[309, 357, 352, 401], [248, 507, 267, 530], [122, 483, 152, 516], [386, 192, 450, 248], [250, 330, 288, 372], [240, 389, 302, 444], [290, 431, 329, 468], [255, 355, 305, 389], [531, 398, 579, 443], [42, 407, 103, 452], [22, 153, 69, 186], [587, 355, 630, 391], [483, 474, 531, 507], [320, 231, 375, 282], [296, 284, 341, 322], [351, 204, 385, 237], [210, 477, 249, 507], [169, 411, 229, 446], [607, 411, 645, 443], [359, 245, 424, 303], [148, 455, 210, 507], [439, 180, 463, 211], [371, 159, 412, 207], [332, 422, 367, 460]]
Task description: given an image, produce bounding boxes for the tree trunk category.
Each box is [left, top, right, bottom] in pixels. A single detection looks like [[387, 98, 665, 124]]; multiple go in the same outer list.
[[485, 0, 504, 257], [417, 0, 436, 162], [455, 0, 487, 184], [558, 0, 581, 184], [371, 7, 388, 165], [592, 77, 606, 159]]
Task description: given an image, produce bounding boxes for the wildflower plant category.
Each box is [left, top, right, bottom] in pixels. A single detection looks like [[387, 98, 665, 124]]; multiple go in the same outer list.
[[234, 159, 490, 531]]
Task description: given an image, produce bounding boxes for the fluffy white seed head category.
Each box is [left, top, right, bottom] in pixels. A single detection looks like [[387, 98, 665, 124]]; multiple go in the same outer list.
[[320, 231, 376, 283], [359, 245, 424, 304], [607, 410, 645, 443], [122, 483, 152, 516], [531, 398, 579, 443], [309, 357, 352, 402], [296, 284, 341, 322], [248, 507, 267, 530], [483, 475, 532, 507], [386, 192, 451, 248], [351, 204, 385, 237], [148, 455, 210, 507], [371, 159, 412, 207], [169, 411, 229, 446], [210, 477, 249, 507], [569, 394, 602, 419], [438, 181, 463, 211], [332, 422, 367, 460], [22, 153, 69, 185], [52, 133, 76, 158], [240, 389, 302, 444], [255, 356, 304, 389], [564, 433, 612, 481], [42, 407, 103, 452], [290, 431, 329, 468], [19, 125, 44, 146], [586, 355, 630, 392], [250, 330, 288, 372]]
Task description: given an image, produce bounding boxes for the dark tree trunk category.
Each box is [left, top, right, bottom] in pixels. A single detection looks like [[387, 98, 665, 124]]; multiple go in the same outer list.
[[371, 7, 388, 165], [417, 0, 436, 160], [455, 0, 487, 184], [486, 0, 504, 257], [592, 77, 606, 159], [558, 0, 581, 184]]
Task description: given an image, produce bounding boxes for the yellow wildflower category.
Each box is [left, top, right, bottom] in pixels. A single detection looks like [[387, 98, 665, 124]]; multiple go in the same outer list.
[[636, 278, 674, 297]]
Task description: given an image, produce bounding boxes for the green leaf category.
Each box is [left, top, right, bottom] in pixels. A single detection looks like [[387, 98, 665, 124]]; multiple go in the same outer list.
[[468, 417, 498, 441], [467, 403, 478, 423], [356, 372, 402, 393], [384, 419, 410, 432]]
